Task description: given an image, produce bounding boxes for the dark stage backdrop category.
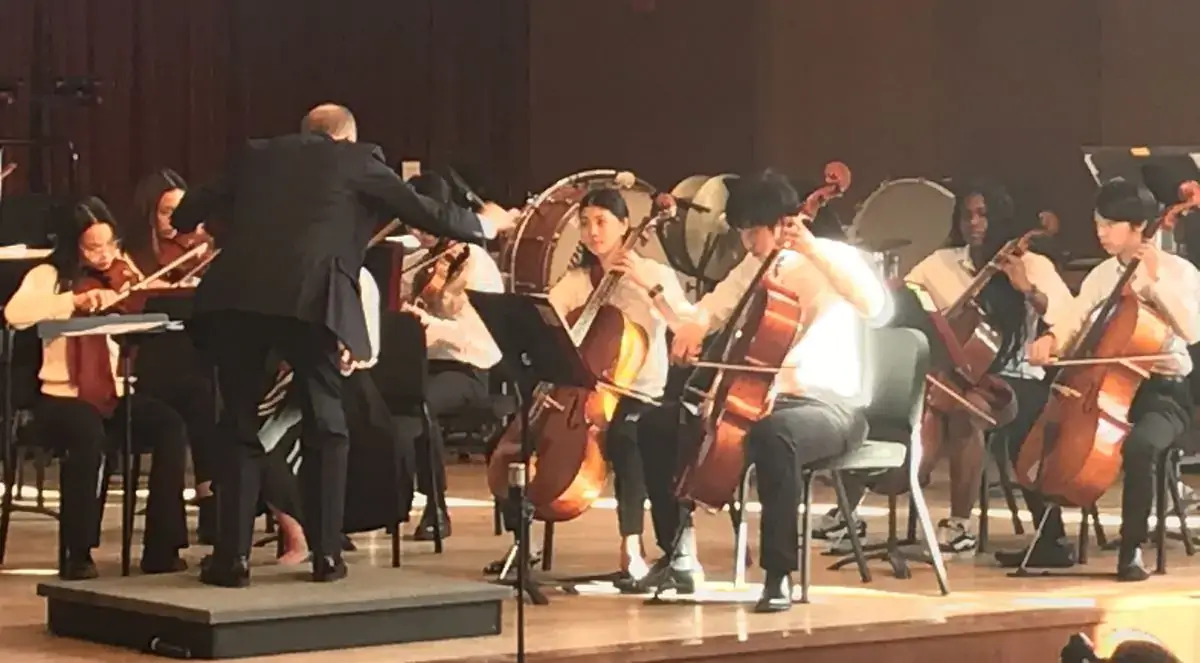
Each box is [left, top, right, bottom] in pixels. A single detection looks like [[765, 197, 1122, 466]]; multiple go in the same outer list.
[[2, 0, 1199, 257], [0, 0, 530, 215]]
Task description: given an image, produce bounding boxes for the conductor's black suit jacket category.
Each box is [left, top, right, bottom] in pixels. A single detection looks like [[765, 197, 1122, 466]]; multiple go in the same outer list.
[[172, 132, 487, 359]]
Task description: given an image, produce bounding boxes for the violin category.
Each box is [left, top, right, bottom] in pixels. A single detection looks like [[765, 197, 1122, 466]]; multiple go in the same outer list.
[[409, 240, 473, 317], [156, 227, 215, 282], [1015, 186, 1198, 507], [486, 193, 677, 522], [674, 163, 851, 509]]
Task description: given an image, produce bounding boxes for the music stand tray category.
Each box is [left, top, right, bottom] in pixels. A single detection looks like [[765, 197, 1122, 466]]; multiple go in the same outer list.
[[465, 291, 595, 611], [38, 313, 177, 577]]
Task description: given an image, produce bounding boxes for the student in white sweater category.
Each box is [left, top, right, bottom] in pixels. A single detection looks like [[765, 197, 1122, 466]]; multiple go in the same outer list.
[[4, 197, 189, 580]]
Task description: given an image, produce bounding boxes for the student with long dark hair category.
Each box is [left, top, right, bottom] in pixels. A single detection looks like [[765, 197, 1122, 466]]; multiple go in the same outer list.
[[4, 197, 189, 579]]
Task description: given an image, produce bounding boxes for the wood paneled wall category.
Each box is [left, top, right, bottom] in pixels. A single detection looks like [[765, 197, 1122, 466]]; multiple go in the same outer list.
[[1, 0, 1198, 256]]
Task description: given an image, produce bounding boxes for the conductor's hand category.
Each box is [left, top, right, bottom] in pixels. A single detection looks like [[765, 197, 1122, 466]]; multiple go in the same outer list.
[[0, 162, 15, 182], [73, 288, 121, 314], [670, 321, 706, 364], [1026, 334, 1057, 366], [338, 343, 353, 376], [479, 202, 520, 235]]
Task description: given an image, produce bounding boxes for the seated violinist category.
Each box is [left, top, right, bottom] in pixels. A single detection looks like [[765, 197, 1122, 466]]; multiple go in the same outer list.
[[618, 170, 890, 611], [122, 169, 221, 542], [818, 180, 1074, 556], [124, 169, 215, 281], [1005, 178, 1200, 580], [4, 197, 189, 579], [397, 173, 505, 541]]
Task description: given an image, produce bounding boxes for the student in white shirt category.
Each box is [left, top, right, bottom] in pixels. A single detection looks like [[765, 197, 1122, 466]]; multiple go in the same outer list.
[[533, 187, 678, 580], [4, 197, 189, 580], [821, 181, 1075, 557], [1016, 178, 1200, 580], [618, 171, 889, 612], [398, 173, 506, 541]]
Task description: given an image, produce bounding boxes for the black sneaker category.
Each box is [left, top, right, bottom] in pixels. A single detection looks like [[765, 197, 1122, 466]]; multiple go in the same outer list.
[[1116, 546, 1150, 582], [813, 508, 867, 541], [614, 556, 700, 595], [753, 571, 793, 613]]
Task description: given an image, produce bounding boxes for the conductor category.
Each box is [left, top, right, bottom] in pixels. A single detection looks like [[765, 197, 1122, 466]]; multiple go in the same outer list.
[[172, 103, 516, 586]]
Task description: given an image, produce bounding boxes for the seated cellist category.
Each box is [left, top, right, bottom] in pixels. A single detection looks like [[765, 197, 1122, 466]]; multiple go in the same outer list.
[[817, 180, 1074, 556], [536, 187, 680, 581], [1010, 178, 1200, 580], [617, 170, 890, 611]]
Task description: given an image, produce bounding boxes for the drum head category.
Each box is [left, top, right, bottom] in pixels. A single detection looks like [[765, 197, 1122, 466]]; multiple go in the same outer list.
[[850, 178, 954, 277], [656, 175, 709, 275], [685, 174, 746, 284]]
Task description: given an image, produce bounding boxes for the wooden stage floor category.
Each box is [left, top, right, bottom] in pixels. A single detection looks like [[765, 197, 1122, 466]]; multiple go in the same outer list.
[[2, 461, 1199, 662]]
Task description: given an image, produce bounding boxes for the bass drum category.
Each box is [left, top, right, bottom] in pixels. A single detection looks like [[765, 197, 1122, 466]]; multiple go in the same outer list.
[[499, 169, 662, 294], [849, 178, 955, 278]]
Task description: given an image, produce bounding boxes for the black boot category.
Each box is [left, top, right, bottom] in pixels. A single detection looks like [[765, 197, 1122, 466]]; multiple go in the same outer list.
[[195, 497, 216, 546], [199, 554, 251, 588], [60, 549, 99, 581], [754, 571, 793, 613], [141, 548, 188, 575], [412, 505, 451, 541], [1116, 544, 1150, 582]]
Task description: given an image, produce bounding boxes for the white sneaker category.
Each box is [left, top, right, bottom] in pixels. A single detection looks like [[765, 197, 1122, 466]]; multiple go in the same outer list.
[[936, 518, 978, 555]]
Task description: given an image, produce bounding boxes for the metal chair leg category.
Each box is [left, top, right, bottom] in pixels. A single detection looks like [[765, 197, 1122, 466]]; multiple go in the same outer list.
[[909, 471, 950, 595], [799, 472, 813, 604], [831, 471, 871, 583]]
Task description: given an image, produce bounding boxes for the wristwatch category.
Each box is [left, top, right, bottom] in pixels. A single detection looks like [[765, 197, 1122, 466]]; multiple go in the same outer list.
[[647, 283, 664, 299]]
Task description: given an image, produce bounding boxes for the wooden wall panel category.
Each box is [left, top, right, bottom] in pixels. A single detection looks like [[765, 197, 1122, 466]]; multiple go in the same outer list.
[[526, 0, 758, 193]]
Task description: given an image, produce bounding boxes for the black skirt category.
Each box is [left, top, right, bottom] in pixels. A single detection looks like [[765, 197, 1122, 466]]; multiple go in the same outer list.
[[259, 370, 415, 533]]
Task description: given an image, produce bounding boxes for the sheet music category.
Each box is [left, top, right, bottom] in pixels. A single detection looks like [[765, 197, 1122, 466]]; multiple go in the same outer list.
[[0, 244, 53, 261], [60, 321, 175, 337]]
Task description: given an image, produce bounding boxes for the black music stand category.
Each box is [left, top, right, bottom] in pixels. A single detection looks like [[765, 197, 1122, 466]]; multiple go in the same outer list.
[[38, 313, 177, 577], [467, 292, 595, 658]]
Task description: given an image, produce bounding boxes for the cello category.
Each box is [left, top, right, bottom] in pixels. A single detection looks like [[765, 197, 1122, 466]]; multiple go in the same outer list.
[[1015, 196, 1198, 508], [903, 230, 1049, 490], [674, 164, 851, 510], [486, 194, 678, 522]]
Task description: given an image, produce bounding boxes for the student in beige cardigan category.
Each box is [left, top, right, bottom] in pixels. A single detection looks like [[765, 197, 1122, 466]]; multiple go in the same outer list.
[[5, 197, 189, 580]]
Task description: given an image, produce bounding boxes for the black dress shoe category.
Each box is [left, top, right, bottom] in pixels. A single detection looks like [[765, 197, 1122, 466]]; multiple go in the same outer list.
[[199, 554, 251, 588], [312, 555, 348, 582], [60, 550, 99, 581], [614, 557, 699, 595], [994, 539, 1077, 569], [412, 507, 451, 541], [1117, 546, 1150, 582], [754, 571, 793, 613]]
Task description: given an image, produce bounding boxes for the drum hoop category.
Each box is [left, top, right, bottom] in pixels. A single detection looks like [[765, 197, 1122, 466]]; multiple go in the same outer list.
[[850, 177, 954, 226], [507, 169, 659, 288]]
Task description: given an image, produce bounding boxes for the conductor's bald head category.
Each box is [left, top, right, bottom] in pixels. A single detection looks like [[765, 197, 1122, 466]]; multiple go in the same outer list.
[[301, 103, 357, 142]]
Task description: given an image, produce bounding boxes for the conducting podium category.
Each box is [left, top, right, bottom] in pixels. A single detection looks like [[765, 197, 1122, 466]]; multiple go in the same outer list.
[[36, 313, 180, 576]]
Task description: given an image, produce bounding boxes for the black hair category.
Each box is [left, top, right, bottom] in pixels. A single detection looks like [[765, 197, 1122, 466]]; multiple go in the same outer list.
[[575, 187, 630, 268], [124, 169, 187, 273], [1095, 177, 1159, 226], [724, 170, 801, 230], [408, 172, 453, 206], [947, 179, 1029, 371], [51, 196, 118, 290]]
